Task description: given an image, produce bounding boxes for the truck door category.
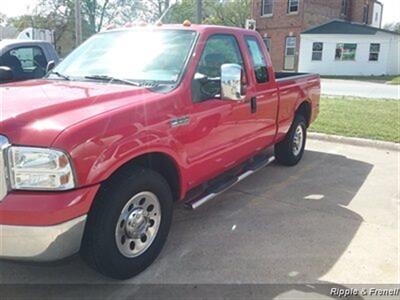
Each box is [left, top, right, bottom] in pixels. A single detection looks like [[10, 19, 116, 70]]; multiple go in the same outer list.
[[182, 33, 267, 186], [243, 35, 278, 148]]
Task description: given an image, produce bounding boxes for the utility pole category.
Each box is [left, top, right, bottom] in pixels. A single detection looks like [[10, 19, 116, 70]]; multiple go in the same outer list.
[[75, 0, 82, 46], [196, 0, 202, 24]]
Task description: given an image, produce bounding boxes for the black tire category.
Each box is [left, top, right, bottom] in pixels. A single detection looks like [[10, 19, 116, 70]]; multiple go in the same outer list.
[[81, 167, 173, 279], [275, 114, 307, 166]]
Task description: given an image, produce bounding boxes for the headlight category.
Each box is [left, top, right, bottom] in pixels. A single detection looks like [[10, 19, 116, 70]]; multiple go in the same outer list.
[[8, 147, 76, 191]]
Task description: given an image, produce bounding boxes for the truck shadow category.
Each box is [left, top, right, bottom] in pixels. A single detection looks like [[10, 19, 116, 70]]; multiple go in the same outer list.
[[0, 149, 373, 299]]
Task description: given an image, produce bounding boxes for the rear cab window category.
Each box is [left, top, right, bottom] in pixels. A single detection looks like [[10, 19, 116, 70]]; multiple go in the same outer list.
[[244, 36, 269, 84]]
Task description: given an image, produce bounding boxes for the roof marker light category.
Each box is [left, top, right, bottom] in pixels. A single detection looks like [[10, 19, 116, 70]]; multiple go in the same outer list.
[[105, 24, 116, 30], [182, 20, 192, 27]]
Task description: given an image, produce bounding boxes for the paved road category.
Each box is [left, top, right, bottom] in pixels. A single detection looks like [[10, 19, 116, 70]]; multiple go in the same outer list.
[[0, 140, 398, 298], [321, 78, 399, 99]]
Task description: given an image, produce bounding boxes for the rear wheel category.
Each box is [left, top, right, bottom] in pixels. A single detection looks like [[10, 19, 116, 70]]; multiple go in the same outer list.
[[81, 167, 173, 279], [275, 114, 307, 166]]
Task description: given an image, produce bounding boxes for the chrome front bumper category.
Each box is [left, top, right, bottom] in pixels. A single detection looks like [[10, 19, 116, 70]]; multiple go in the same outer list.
[[0, 215, 87, 261]]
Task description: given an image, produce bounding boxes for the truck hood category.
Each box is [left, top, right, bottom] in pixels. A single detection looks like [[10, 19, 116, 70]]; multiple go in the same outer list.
[[0, 79, 158, 146]]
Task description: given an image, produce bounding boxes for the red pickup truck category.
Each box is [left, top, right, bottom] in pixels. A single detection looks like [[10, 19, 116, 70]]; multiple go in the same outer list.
[[0, 24, 320, 279]]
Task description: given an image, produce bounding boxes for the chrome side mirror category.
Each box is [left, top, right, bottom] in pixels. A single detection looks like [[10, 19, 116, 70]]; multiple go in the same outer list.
[[221, 63, 242, 101], [0, 66, 14, 82]]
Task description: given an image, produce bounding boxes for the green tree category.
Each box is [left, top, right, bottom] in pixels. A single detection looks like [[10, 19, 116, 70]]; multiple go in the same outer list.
[[164, 0, 251, 28], [164, 0, 196, 24], [384, 22, 400, 33], [110, 0, 169, 25], [79, 0, 170, 32], [0, 12, 7, 25], [204, 0, 251, 28], [7, 15, 50, 31], [37, 0, 145, 35]]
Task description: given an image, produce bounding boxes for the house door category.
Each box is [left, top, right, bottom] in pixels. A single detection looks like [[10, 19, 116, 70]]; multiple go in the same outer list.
[[284, 36, 296, 70]]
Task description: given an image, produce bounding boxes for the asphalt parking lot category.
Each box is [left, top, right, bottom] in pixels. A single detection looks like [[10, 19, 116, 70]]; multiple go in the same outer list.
[[0, 139, 398, 296]]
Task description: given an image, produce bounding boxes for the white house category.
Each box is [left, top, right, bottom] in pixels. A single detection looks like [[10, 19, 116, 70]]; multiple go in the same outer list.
[[298, 20, 400, 76]]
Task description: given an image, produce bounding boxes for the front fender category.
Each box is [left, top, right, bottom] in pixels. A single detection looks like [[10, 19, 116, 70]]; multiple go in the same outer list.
[[51, 102, 188, 194]]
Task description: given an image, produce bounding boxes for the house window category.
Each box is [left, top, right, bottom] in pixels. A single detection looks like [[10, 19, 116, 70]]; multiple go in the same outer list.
[[288, 0, 299, 14], [263, 37, 271, 52], [262, 0, 273, 16], [341, 0, 348, 15], [363, 5, 369, 23], [335, 43, 357, 61], [284, 36, 296, 70], [312, 42, 323, 61], [369, 43, 380, 61]]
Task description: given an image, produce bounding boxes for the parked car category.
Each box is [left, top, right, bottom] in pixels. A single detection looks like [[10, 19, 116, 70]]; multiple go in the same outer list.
[[0, 40, 59, 83], [0, 24, 320, 279]]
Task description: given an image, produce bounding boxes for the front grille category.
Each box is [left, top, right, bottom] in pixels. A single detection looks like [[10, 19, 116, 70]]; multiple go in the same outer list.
[[0, 135, 10, 202]]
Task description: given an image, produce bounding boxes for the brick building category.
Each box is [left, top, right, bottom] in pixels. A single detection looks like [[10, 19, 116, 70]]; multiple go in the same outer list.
[[251, 0, 383, 71]]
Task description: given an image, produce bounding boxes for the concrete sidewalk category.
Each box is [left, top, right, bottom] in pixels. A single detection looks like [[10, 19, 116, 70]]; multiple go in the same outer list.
[[322, 78, 399, 99], [0, 140, 398, 296]]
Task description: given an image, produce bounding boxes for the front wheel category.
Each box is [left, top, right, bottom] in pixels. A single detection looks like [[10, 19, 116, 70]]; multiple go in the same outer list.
[[275, 115, 307, 166], [81, 167, 173, 279]]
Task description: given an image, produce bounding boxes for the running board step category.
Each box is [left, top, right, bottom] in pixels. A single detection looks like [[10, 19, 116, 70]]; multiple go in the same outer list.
[[185, 156, 275, 210]]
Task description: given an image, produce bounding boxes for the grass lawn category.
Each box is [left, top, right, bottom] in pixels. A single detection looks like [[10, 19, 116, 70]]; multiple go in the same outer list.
[[310, 97, 400, 143], [388, 76, 400, 85], [321, 75, 400, 84]]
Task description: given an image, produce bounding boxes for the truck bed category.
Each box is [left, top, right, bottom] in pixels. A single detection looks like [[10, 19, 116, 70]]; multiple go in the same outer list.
[[274, 72, 320, 142]]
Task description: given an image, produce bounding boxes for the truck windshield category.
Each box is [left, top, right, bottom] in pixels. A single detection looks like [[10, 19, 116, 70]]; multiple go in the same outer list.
[[52, 29, 197, 84]]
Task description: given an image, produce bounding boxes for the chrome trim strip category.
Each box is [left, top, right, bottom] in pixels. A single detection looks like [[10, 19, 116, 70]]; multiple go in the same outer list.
[[0, 215, 87, 261], [275, 73, 319, 82]]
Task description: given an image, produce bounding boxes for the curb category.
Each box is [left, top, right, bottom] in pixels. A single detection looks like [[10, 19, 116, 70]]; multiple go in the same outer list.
[[308, 132, 400, 151], [321, 94, 398, 101]]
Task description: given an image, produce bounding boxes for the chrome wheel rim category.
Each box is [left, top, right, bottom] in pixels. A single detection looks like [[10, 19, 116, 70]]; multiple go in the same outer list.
[[115, 191, 161, 258], [292, 125, 304, 156]]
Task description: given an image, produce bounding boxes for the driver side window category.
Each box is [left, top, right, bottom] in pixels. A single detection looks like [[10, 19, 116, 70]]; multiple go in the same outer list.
[[192, 34, 244, 103]]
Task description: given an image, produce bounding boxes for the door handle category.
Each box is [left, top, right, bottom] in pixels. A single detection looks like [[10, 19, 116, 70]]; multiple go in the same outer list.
[[170, 116, 190, 127], [250, 97, 257, 114]]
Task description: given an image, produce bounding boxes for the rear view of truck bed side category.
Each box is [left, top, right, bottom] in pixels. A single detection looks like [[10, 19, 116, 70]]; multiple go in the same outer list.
[[274, 72, 320, 144]]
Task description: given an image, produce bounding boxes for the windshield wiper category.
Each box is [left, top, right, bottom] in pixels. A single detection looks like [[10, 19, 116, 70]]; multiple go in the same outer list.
[[84, 75, 140, 86], [48, 71, 70, 81]]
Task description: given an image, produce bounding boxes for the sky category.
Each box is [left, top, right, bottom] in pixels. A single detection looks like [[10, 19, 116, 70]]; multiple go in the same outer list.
[[1, 0, 399, 26]]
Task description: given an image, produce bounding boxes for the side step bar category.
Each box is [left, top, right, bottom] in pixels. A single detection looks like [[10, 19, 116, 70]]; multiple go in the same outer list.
[[185, 156, 275, 210]]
